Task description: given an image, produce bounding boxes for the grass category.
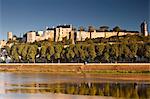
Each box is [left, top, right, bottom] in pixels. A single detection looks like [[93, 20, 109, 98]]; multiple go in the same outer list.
[[0, 69, 150, 74], [83, 70, 150, 74]]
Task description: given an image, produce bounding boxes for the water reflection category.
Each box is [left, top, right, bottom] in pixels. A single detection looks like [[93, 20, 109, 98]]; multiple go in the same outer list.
[[0, 72, 150, 99], [4, 82, 150, 99]]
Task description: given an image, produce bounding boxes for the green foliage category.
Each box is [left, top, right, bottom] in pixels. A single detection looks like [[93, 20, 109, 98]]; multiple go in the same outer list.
[[27, 45, 37, 62], [95, 44, 105, 56], [11, 45, 20, 62], [66, 49, 75, 61], [21, 44, 29, 61], [87, 45, 96, 62], [54, 44, 63, 62], [46, 46, 55, 62], [79, 49, 86, 61], [145, 45, 150, 61], [40, 46, 47, 58], [103, 52, 110, 62], [17, 44, 25, 56], [5, 46, 11, 56], [113, 26, 121, 32], [110, 44, 119, 61], [5, 35, 150, 63]]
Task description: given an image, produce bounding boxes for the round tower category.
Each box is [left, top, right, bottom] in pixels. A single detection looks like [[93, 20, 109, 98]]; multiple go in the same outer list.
[[141, 21, 148, 36]]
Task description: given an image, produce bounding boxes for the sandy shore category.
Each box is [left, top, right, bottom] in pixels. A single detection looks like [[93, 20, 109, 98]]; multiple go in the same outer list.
[[0, 63, 149, 73]]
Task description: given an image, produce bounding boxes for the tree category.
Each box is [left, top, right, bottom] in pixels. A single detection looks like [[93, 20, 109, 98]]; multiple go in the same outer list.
[[40, 46, 47, 58], [81, 44, 89, 61], [144, 45, 150, 62], [60, 47, 66, 62], [87, 45, 96, 62], [47, 46, 55, 62], [102, 44, 110, 62], [5, 46, 11, 56], [103, 52, 110, 62], [27, 45, 37, 62], [95, 44, 105, 62], [110, 44, 119, 62], [74, 44, 81, 62], [113, 26, 122, 38], [129, 44, 138, 62], [88, 26, 95, 39], [54, 44, 63, 62], [113, 26, 121, 32], [21, 44, 29, 61], [11, 45, 20, 62], [17, 44, 25, 56], [79, 49, 86, 62], [95, 44, 105, 56], [137, 44, 144, 60], [99, 26, 109, 31], [79, 26, 85, 31], [119, 44, 131, 62], [85, 39, 94, 44], [66, 48, 75, 62]]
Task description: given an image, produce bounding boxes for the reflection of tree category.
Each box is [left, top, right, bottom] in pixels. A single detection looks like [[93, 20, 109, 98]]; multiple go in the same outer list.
[[130, 89, 139, 99], [124, 87, 132, 98], [79, 83, 87, 95], [74, 86, 79, 95], [6, 82, 149, 99], [113, 84, 120, 97], [89, 85, 97, 95], [55, 84, 61, 93], [104, 83, 110, 96], [119, 87, 125, 98], [146, 88, 150, 99], [97, 89, 104, 96], [66, 85, 75, 94]]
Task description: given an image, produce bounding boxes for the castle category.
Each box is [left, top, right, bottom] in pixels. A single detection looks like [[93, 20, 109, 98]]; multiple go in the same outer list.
[[7, 21, 149, 43]]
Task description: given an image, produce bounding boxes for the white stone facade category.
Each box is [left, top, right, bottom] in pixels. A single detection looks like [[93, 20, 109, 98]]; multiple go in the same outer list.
[[55, 25, 72, 42], [27, 31, 36, 43], [0, 40, 6, 48], [7, 32, 13, 41]]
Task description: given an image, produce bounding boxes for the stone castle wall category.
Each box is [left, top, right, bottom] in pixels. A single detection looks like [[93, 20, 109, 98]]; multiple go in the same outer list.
[[27, 30, 139, 43]]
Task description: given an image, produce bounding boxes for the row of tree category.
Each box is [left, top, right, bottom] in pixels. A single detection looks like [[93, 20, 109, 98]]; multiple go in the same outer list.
[[79, 25, 131, 32], [5, 36, 150, 63]]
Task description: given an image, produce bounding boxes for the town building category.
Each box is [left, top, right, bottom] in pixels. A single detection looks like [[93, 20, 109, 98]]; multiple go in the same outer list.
[[7, 21, 149, 43], [55, 25, 73, 42], [44, 28, 55, 41]]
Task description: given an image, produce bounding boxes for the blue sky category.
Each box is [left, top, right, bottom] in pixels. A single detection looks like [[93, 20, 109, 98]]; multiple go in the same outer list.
[[0, 0, 149, 40]]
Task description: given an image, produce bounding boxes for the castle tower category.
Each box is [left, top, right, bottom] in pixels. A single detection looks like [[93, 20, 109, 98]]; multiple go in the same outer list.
[[27, 31, 36, 43], [7, 32, 13, 41], [141, 21, 148, 36]]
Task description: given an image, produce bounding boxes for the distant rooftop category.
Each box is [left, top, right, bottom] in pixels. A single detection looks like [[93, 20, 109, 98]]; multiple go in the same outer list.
[[46, 28, 55, 30], [56, 24, 72, 28]]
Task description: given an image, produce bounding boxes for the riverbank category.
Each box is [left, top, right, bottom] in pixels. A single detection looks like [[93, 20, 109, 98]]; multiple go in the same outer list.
[[0, 63, 149, 74]]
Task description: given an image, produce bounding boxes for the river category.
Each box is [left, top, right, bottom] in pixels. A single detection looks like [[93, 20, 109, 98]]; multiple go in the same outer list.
[[0, 72, 149, 99]]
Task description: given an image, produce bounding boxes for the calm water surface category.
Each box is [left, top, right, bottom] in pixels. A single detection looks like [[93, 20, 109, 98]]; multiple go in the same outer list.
[[0, 72, 149, 99]]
